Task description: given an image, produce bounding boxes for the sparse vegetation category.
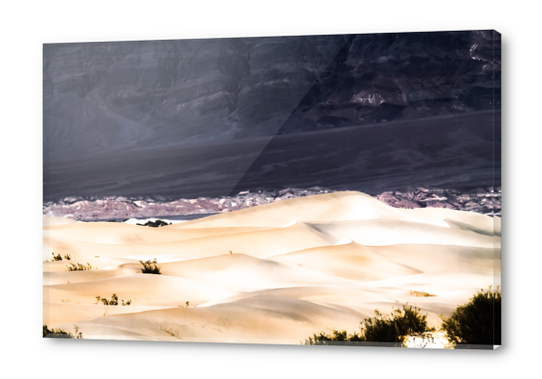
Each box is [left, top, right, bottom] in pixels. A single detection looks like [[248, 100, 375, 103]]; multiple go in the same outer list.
[[66, 262, 93, 271], [51, 252, 71, 261], [140, 259, 161, 274], [95, 293, 131, 306], [409, 290, 436, 297], [304, 287, 501, 348], [362, 305, 433, 345], [43, 324, 83, 339], [136, 220, 171, 227], [441, 286, 501, 346], [304, 304, 433, 347]]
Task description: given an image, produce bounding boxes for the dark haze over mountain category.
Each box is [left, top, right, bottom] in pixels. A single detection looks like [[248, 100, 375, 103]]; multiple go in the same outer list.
[[43, 31, 501, 201]]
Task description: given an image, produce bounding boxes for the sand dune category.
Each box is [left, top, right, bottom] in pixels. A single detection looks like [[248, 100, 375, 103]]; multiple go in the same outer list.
[[158, 253, 349, 289], [43, 303, 173, 327], [43, 235, 204, 261], [175, 191, 408, 229], [43, 257, 138, 272], [43, 191, 501, 345], [45, 221, 271, 245], [269, 242, 421, 281], [197, 286, 396, 310], [44, 268, 129, 285], [308, 219, 498, 248], [195, 285, 463, 329], [152, 222, 337, 259], [55, 294, 364, 344], [372, 244, 497, 274], [44, 274, 237, 307], [43, 221, 335, 261], [399, 207, 501, 236]]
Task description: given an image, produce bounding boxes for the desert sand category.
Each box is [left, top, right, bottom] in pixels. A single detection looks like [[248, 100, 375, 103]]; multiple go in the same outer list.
[[43, 191, 501, 344]]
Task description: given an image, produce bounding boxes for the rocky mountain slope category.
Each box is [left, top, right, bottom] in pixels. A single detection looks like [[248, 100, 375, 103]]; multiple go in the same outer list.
[[44, 31, 501, 162]]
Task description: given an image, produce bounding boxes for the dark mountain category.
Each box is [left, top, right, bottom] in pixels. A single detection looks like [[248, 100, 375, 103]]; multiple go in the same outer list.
[[43, 35, 347, 162], [44, 31, 500, 161], [43, 31, 501, 201]]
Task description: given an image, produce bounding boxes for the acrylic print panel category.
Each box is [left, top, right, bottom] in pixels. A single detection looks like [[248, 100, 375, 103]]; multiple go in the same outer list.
[[42, 31, 501, 348]]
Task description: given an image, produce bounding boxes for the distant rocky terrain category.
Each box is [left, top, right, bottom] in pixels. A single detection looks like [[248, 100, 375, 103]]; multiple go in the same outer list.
[[376, 186, 501, 216], [43, 187, 501, 221]]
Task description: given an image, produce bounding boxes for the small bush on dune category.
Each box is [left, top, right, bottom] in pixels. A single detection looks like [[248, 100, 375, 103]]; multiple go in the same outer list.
[[305, 330, 364, 345], [441, 286, 501, 346], [305, 304, 432, 346], [95, 293, 131, 306], [51, 252, 71, 261], [43, 324, 83, 339], [362, 305, 432, 345], [140, 259, 161, 274], [66, 263, 92, 271], [136, 220, 171, 227]]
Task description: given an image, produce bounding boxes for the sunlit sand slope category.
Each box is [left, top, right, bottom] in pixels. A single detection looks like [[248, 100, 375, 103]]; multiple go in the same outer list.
[[45, 221, 271, 244], [174, 191, 407, 228], [43, 222, 335, 261], [308, 220, 497, 248], [43, 191, 501, 344], [269, 242, 421, 281]]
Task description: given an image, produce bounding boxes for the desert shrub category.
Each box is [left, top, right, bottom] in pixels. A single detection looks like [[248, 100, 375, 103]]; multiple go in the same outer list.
[[305, 329, 364, 346], [51, 252, 71, 261], [362, 305, 432, 345], [95, 293, 131, 306], [140, 259, 161, 274], [66, 263, 92, 271], [43, 324, 83, 339], [305, 304, 432, 347], [136, 220, 170, 227], [441, 286, 501, 346]]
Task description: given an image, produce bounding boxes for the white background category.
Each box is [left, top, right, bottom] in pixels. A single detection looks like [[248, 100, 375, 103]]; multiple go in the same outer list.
[[0, 0, 537, 377]]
